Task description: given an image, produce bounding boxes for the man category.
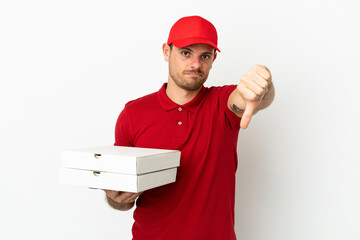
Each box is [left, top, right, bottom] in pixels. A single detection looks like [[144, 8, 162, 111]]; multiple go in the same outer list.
[[104, 16, 274, 239]]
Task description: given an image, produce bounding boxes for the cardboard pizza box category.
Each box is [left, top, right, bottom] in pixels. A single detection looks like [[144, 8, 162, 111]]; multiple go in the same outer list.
[[59, 145, 181, 192]]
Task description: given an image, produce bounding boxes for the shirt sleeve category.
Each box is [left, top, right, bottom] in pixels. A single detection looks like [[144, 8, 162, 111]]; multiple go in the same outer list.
[[219, 85, 241, 131], [114, 106, 134, 147]]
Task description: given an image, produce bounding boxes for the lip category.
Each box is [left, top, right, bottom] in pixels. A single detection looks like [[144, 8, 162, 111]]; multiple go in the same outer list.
[[185, 72, 202, 77]]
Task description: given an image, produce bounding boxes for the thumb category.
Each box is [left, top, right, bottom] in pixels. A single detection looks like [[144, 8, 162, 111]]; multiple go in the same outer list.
[[240, 102, 257, 129]]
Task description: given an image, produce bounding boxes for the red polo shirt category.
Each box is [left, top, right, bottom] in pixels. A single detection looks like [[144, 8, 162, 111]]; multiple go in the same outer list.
[[114, 83, 241, 240]]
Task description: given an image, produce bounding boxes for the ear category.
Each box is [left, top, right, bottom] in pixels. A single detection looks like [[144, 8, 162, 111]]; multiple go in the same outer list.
[[213, 51, 217, 62], [162, 43, 170, 62]]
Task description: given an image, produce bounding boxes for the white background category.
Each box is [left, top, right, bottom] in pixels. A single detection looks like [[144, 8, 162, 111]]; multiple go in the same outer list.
[[1, 0, 359, 239]]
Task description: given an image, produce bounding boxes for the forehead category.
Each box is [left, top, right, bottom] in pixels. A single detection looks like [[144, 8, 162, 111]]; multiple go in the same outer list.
[[176, 43, 215, 53]]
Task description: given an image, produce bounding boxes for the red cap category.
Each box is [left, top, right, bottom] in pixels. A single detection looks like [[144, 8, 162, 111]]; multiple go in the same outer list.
[[167, 16, 220, 52]]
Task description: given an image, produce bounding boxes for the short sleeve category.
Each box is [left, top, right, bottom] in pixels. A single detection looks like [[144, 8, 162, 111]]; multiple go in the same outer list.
[[114, 106, 134, 147], [218, 85, 241, 131]]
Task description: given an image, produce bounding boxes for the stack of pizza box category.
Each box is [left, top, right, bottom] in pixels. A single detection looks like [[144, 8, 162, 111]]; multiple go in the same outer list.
[[59, 145, 181, 193]]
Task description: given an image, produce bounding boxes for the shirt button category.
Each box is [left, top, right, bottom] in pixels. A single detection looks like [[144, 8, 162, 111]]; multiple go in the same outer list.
[[178, 121, 182, 125], [178, 107, 182, 111]]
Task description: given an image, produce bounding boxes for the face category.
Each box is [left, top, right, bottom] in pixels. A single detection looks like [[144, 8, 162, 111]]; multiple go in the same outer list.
[[163, 43, 217, 91]]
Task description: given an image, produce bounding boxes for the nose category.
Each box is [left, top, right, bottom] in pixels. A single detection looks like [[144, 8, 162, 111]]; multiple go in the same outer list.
[[190, 57, 202, 69]]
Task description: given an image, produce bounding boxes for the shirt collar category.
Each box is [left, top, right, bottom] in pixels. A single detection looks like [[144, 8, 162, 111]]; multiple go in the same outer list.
[[157, 83, 207, 112]]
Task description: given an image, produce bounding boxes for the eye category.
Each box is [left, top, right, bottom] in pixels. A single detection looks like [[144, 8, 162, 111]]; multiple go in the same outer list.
[[181, 51, 190, 56], [202, 55, 211, 60]]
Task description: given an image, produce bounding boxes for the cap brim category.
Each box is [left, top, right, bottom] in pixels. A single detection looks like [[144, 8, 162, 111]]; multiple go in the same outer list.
[[172, 38, 220, 52]]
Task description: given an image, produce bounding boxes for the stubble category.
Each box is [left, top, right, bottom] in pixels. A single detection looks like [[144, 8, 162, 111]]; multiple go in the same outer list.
[[169, 65, 208, 91]]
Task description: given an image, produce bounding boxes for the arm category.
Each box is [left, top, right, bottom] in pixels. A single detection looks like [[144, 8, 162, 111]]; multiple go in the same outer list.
[[228, 64, 275, 129], [108, 108, 142, 211], [103, 190, 142, 211]]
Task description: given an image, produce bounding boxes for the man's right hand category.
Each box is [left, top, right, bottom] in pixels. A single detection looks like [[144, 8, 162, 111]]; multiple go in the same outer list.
[[103, 189, 143, 211]]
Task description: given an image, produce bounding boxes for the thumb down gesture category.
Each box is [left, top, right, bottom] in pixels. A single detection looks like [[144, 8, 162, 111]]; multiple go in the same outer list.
[[229, 64, 274, 129]]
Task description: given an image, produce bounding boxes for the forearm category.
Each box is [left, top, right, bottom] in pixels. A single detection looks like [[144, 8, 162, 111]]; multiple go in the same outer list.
[[228, 91, 246, 118], [106, 195, 135, 211]]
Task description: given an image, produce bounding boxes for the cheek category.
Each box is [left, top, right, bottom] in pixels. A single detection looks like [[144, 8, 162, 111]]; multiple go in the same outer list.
[[204, 62, 213, 71], [169, 60, 181, 76], [173, 60, 186, 72]]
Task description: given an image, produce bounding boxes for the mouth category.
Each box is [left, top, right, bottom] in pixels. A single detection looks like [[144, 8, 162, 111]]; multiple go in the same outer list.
[[184, 71, 203, 77]]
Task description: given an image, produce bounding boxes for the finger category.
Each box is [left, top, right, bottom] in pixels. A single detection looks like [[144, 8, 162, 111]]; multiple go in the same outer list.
[[240, 102, 257, 129], [119, 192, 139, 201], [127, 192, 143, 202], [256, 66, 271, 81], [102, 189, 120, 198], [244, 77, 267, 97], [103, 190, 130, 203], [115, 192, 141, 204], [243, 77, 268, 97], [237, 83, 259, 101], [110, 191, 140, 203], [253, 73, 269, 88]]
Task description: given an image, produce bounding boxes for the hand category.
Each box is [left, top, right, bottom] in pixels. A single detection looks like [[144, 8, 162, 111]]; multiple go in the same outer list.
[[103, 189, 143, 204], [237, 64, 272, 129]]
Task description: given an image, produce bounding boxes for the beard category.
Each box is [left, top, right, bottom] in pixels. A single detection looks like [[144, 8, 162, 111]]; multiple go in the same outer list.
[[169, 67, 209, 91]]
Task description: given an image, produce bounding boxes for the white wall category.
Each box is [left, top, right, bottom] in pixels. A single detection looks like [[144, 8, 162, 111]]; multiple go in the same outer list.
[[1, 0, 359, 239]]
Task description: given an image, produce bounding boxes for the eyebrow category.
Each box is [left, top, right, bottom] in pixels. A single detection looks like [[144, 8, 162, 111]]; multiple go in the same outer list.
[[179, 47, 214, 55]]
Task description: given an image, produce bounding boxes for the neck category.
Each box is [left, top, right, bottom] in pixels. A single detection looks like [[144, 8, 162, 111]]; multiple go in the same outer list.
[[165, 79, 202, 105]]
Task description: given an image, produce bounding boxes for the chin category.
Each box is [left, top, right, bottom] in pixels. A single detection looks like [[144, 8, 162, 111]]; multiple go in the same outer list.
[[181, 82, 205, 91]]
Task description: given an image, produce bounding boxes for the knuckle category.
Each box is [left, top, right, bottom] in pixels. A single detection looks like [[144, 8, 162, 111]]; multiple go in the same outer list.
[[246, 91, 257, 100], [106, 191, 116, 198], [265, 73, 271, 80], [259, 82, 267, 88], [261, 81, 269, 88], [256, 89, 264, 96], [237, 81, 246, 91], [254, 64, 265, 72], [251, 94, 259, 101], [241, 75, 249, 82], [264, 69, 271, 79]]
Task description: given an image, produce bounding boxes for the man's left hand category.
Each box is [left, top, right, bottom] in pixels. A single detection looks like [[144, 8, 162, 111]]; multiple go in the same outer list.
[[237, 64, 272, 129]]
